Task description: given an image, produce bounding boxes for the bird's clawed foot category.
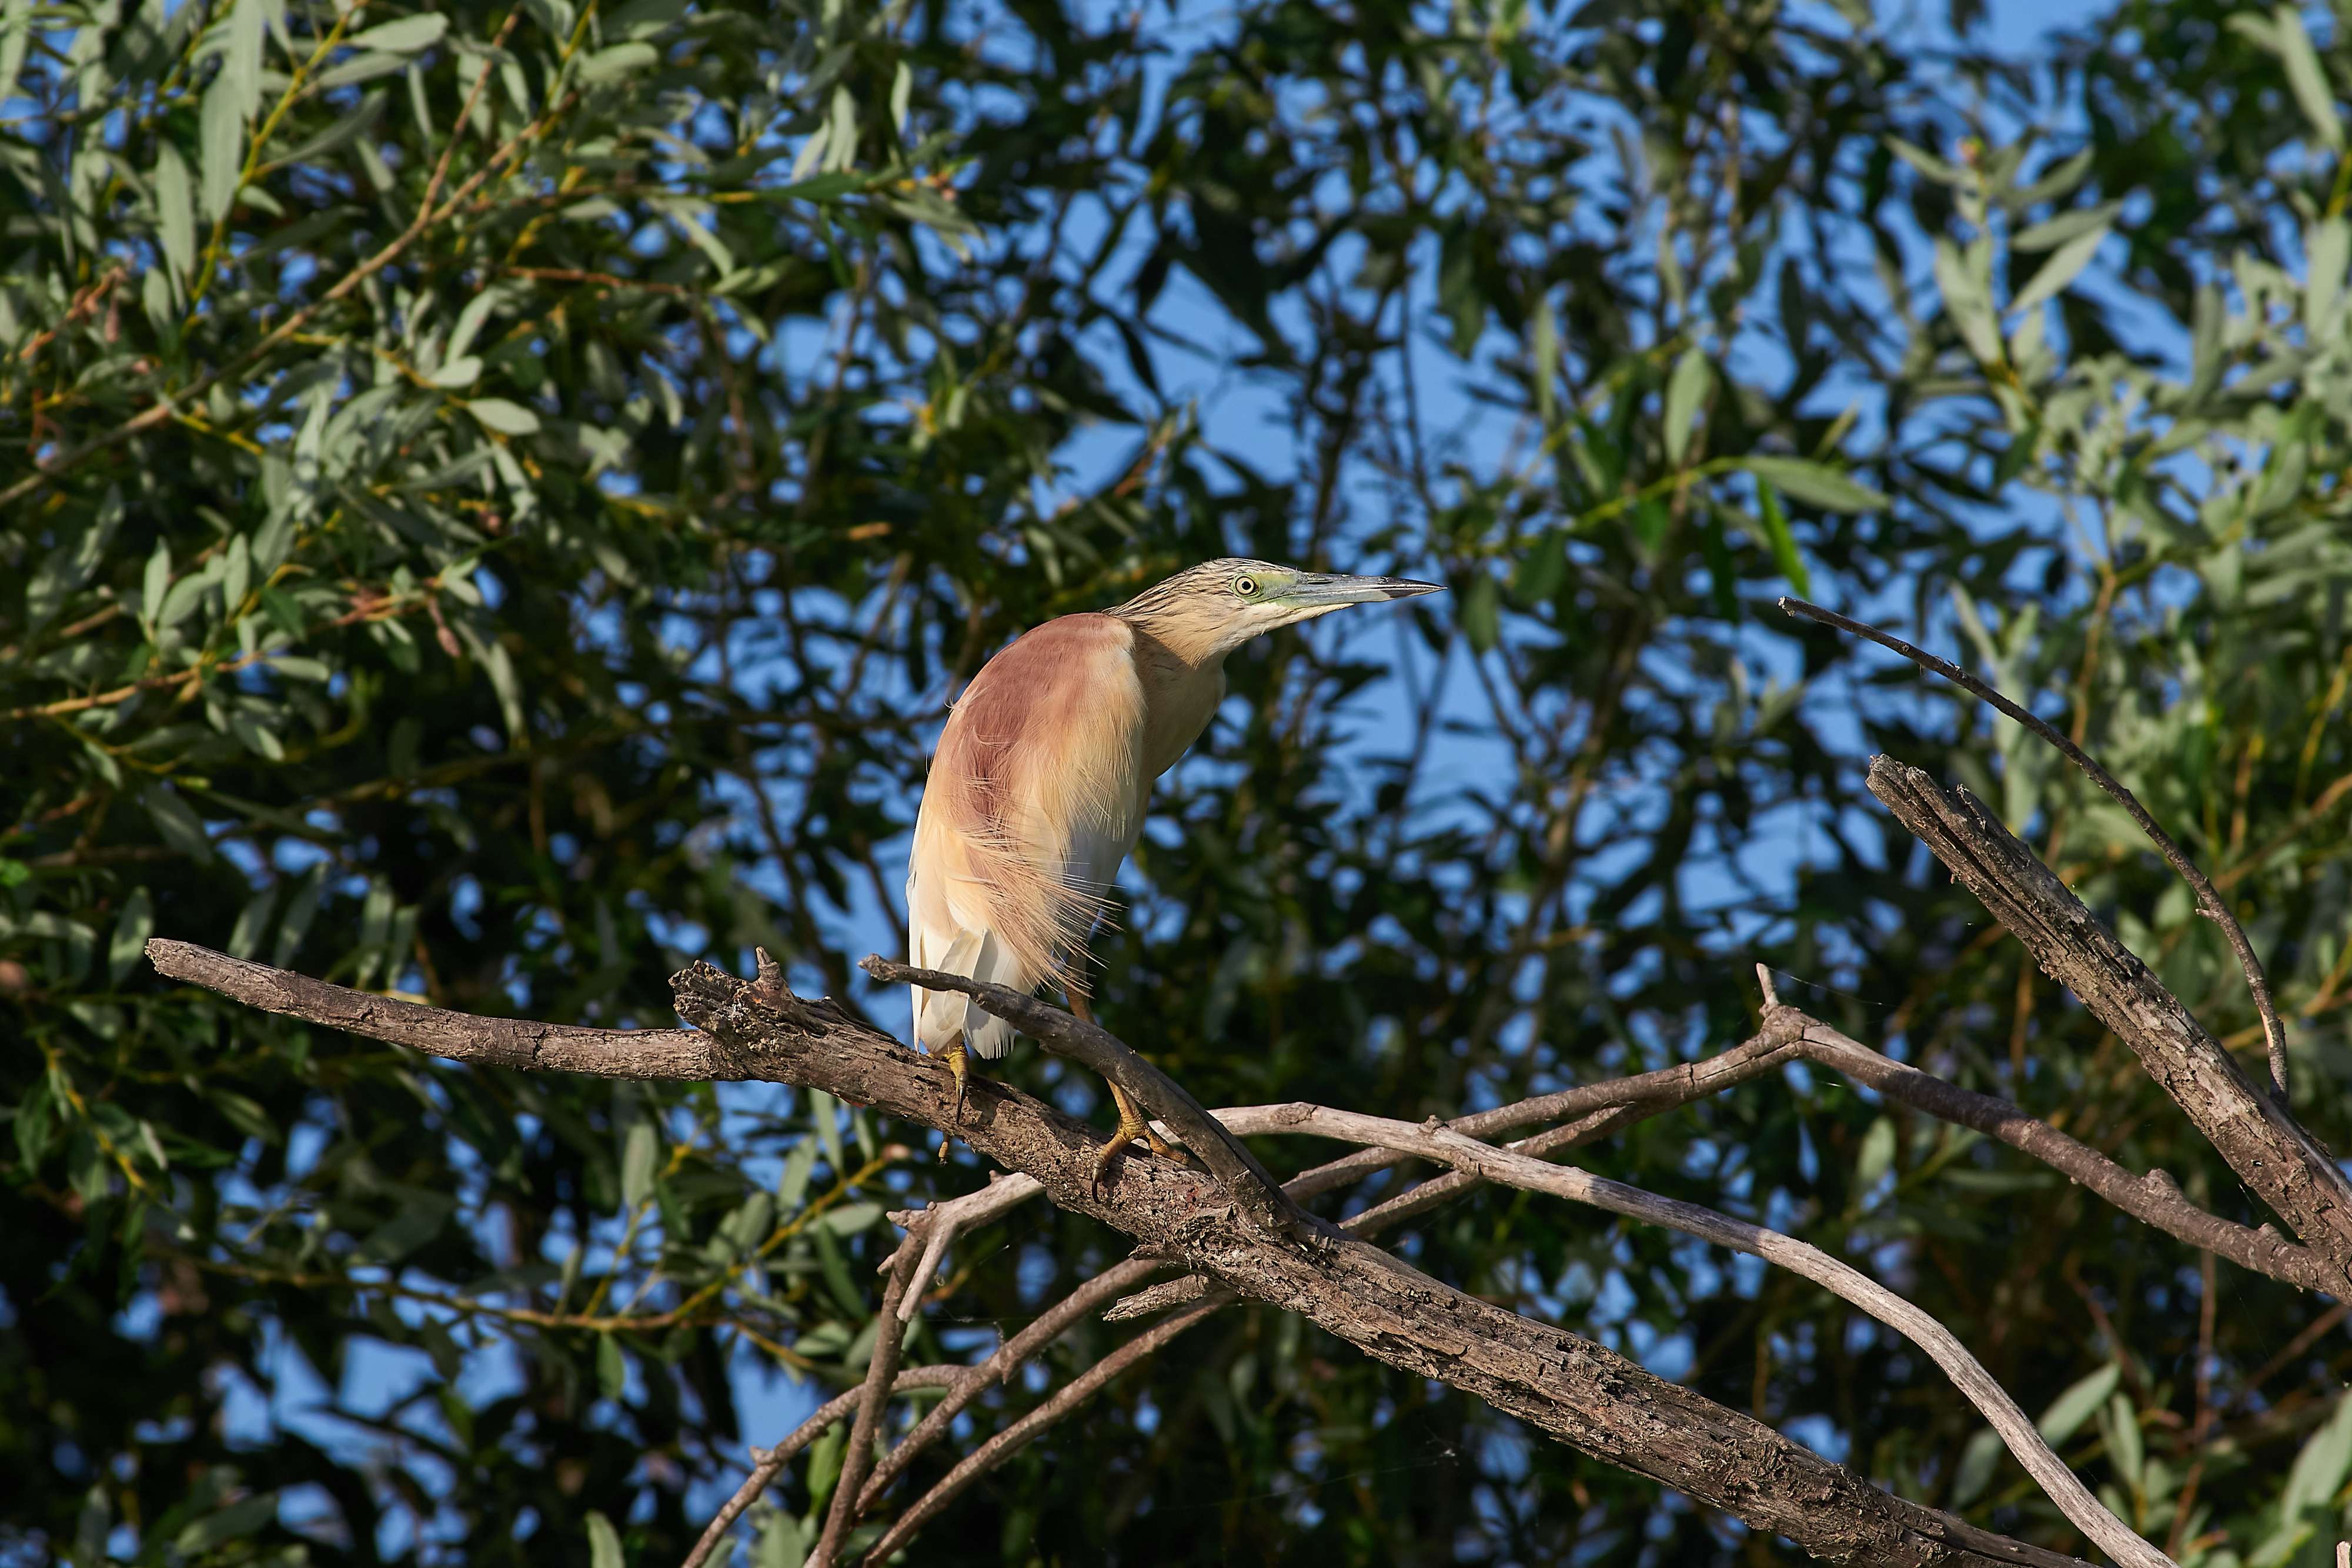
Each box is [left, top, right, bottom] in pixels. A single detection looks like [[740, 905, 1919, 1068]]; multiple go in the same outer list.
[[936, 1037, 971, 1162], [1090, 1081, 1176, 1199]]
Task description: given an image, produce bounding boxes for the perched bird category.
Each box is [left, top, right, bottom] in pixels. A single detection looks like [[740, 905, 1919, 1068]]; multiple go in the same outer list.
[[906, 557, 1441, 1188]]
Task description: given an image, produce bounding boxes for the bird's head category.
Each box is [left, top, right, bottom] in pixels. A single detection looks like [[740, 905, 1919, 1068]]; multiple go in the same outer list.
[[1110, 557, 1442, 662]]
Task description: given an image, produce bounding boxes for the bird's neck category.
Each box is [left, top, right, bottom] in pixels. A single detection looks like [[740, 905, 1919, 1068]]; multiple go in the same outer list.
[[1115, 607, 1244, 668]]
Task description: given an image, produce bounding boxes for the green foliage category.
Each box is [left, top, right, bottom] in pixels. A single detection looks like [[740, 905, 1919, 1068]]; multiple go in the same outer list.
[[6, 0, 2352, 1564]]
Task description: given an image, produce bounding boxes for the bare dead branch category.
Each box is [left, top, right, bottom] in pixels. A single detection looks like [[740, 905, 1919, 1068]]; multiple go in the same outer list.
[[1779, 596, 2288, 1096], [1782, 1010, 2330, 1291], [884, 1174, 1045, 1322], [1248, 1105, 2174, 1568], [1864, 760, 2352, 1287], [148, 938, 716, 1076], [158, 938, 2093, 1568]]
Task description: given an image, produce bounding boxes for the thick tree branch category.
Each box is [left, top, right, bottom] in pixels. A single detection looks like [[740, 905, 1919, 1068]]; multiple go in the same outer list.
[[1865, 759, 2352, 1286], [155, 937, 2089, 1568], [1781, 597, 2289, 1095], [148, 939, 714, 1075]]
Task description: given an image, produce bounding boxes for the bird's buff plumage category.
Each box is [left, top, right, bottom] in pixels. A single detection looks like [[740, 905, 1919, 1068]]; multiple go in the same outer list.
[[907, 559, 1439, 1064]]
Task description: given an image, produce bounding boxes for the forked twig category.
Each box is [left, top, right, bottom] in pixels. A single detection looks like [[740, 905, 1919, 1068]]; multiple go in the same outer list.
[[679, 1365, 961, 1568], [1778, 596, 2289, 1098], [857, 1295, 1229, 1563], [809, 1226, 928, 1567]]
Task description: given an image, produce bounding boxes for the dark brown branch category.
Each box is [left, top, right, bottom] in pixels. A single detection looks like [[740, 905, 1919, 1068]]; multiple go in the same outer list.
[[1865, 759, 2352, 1287], [158, 937, 2091, 1568], [1780, 596, 2290, 1096], [148, 939, 716, 1076], [858, 955, 1322, 1246]]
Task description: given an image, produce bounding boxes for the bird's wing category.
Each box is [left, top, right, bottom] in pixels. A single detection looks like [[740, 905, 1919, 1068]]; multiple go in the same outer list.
[[907, 613, 1148, 1039]]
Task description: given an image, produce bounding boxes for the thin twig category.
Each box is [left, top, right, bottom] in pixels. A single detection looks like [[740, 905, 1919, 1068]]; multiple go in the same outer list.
[[854, 1256, 1164, 1510], [810, 1227, 927, 1567], [1778, 596, 2289, 1098], [857, 1296, 1228, 1564], [679, 1365, 961, 1568]]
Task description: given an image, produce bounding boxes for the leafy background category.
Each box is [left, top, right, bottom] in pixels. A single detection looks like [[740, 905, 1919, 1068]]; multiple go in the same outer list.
[[8, 0, 2352, 1563]]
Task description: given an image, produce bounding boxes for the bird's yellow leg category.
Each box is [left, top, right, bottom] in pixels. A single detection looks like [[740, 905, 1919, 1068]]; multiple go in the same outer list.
[[1090, 1078, 1160, 1197], [936, 1034, 971, 1162], [1065, 987, 1179, 1193]]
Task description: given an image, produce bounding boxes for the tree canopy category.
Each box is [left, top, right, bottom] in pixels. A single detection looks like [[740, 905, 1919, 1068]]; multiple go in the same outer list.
[[8, 0, 2352, 1563]]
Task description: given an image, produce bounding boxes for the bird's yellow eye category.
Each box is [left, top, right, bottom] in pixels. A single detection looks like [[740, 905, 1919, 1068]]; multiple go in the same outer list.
[[1233, 576, 1259, 597]]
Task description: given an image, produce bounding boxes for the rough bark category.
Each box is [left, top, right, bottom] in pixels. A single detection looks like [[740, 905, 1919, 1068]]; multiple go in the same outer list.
[[1866, 758, 2352, 1287], [152, 937, 2088, 1568]]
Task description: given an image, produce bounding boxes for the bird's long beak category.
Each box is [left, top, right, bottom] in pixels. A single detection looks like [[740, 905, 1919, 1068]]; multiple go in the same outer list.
[[1284, 573, 1445, 607]]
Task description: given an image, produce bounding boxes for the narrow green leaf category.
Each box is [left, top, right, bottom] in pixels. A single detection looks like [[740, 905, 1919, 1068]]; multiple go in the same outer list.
[[1531, 296, 1558, 427], [586, 1512, 625, 1568], [174, 1494, 278, 1553], [199, 73, 245, 223], [224, 0, 264, 117], [0, 0, 33, 101], [155, 143, 196, 286], [2307, 216, 2348, 332], [107, 888, 153, 984], [1932, 238, 2002, 363], [891, 60, 912, 133], [809, 1088, 844, 1177], [777, 1138, 817, 1212], [1459, 572, 1500, 653], [1854, 1116, 1896, 1189], [2282, 1388, 2352, 1517], [468, 397, 541, 435], [1752, 479, 1810, 594], [141, 784, 215, 866], [1883, 136, 1960, 185], [621, 1121, 658, 1211], [580, 41, 659, 83], [2036, 1362, 2120, 1443], [348, 13, 449, 52], [2274, 5, 2344, 149], [1662, 347, 1712, 468], [597, 1333, 626, 1400], [1739, 457, 1887, 513], [14, 1077, 53, 1171], [2012, 200, 2120, 253], [1698, 509, 1739, 621], [2008, 225, 2106, 317], [221, 534, 252, 613]]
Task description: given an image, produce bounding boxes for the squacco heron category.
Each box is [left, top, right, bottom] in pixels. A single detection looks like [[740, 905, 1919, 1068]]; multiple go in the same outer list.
[[907, 557, 1440, 1189]]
